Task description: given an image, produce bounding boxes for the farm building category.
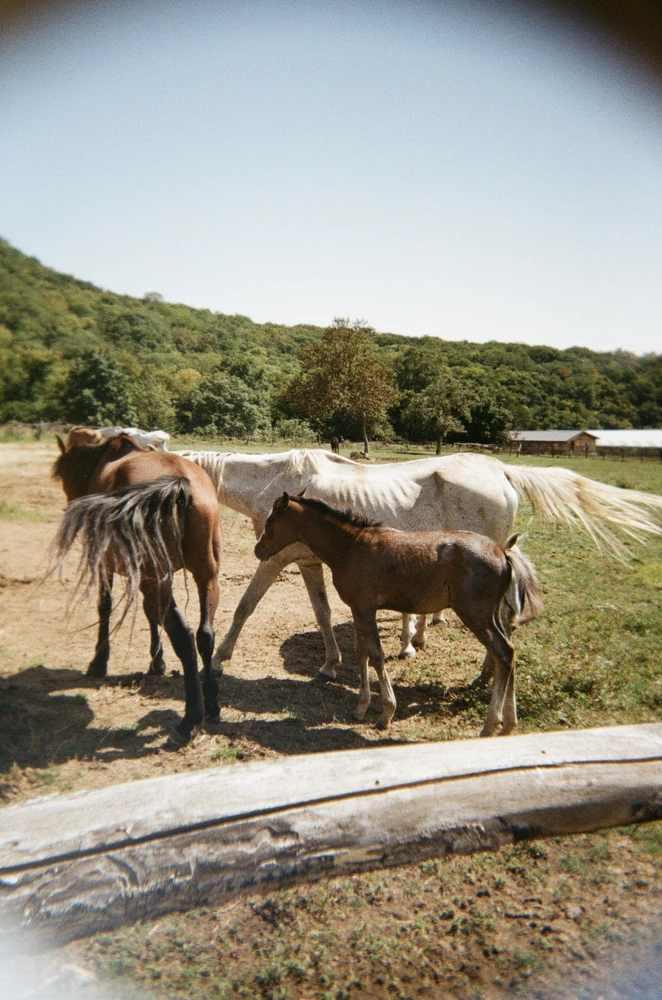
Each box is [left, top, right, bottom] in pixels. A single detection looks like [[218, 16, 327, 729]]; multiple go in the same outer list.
[[587, 429, 662, 454], [509, 429, 598, 456]]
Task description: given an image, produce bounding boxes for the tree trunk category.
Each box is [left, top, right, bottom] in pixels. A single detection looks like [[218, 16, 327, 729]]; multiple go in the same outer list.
[[362, 415, 369, 456], [436, 434, 443, 455]]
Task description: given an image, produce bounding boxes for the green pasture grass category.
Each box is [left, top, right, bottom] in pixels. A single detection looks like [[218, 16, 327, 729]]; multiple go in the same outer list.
[[0, 501, 50, 521]]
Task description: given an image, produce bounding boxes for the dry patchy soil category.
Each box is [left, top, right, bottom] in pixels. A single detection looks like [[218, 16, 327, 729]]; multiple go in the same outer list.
[[1, 442, 661, 1000]]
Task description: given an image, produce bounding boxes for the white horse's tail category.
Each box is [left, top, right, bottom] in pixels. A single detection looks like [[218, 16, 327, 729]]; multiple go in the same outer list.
[[501, 463, 662, 559]]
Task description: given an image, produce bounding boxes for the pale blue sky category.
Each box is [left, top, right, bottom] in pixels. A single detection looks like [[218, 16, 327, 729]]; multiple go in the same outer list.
[[1, 0, 661, 354]]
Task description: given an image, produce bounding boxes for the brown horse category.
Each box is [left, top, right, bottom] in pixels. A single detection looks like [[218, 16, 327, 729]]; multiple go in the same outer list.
[[255, 493, 542, 736], [52, 427, 223, 742]]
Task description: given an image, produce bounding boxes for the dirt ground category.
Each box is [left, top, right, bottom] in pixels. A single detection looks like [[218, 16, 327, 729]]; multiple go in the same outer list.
[[1, 442, 661, 1000]]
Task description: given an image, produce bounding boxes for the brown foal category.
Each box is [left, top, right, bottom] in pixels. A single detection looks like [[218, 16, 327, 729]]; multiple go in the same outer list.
[[52, 427, 223, 741], [255, 493, 542, 735]]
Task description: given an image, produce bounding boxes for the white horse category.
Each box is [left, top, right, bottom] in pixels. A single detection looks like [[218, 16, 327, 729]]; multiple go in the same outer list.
[[176, 448, 662, 678]]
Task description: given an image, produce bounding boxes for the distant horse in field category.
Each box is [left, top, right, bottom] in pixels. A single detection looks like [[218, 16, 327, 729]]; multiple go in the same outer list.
[[174, 446, 662, 679], [329, 435, 344, 454], [256, 493, 542, 735], [52, 427, 222, 742]]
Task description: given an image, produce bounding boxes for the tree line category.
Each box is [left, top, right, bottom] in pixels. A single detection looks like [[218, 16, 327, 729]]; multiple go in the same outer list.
[[1, 237, 660, 446]]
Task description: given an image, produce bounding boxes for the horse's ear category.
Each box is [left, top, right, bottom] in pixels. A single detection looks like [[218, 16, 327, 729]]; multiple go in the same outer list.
[[297, 488, 306, 497], [282, 492, 290, 505], [56, 435, 66, 454]]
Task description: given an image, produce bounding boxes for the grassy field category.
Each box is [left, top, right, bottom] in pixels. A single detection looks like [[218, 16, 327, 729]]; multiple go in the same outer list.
[[2, 439, 661, 999]]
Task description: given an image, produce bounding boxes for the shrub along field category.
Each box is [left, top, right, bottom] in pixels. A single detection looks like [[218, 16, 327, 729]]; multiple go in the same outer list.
[[0, 442, 661, 999]]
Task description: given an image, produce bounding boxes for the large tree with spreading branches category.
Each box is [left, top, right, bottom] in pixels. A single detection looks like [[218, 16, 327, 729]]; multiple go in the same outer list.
[[286, 319, 398, 455]]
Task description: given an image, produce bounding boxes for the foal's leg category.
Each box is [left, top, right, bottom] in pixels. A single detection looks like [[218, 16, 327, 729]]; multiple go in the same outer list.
[[87, 574, 113, 677], [297, 559, 342, 679], [353, 631, 372, 721], [355, 611, 396, 728], [473, 651, 496, 688], [467, 624, 515, 737], [212, 548, 298, 668], [143, 580, 202, 742]]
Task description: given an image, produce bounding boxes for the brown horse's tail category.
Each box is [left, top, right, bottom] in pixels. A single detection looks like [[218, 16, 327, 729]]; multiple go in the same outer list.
[[53, 476, 191, 625], [498, 534, 544, 633]]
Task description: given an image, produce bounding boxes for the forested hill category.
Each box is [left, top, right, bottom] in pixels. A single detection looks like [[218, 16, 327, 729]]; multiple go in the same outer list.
[[1, 237, 660, 438]]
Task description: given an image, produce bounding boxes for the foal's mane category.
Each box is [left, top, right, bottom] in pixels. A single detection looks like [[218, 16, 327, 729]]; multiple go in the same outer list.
[[294, 495, 380, 529]]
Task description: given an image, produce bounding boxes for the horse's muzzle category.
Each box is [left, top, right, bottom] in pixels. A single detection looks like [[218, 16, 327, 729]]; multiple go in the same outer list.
[[254, 540, 269, 561]]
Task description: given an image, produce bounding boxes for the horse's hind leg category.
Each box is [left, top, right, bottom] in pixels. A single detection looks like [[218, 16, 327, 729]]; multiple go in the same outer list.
[[298, 559, 342, 679], [143, 581, 202, 742], [468, 624, 515, 737], [87, 574, 113, 677], [471, 652, 496, 689], [145, 615, 166, 676], [196, 572, 220, 723], [398, 614, 416, 659]]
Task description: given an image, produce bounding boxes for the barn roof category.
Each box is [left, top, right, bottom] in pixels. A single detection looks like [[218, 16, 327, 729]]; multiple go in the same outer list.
[[587, 430, 662, 449], [509, 430, 597, 443]]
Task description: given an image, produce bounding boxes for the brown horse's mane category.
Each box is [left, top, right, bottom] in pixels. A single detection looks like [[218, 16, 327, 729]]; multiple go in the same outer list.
[[52, 433, 147, 481], [294, 495, 381, 530]]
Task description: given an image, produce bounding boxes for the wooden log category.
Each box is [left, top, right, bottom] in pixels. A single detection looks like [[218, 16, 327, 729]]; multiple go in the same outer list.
[[1, 724, 661, 947]]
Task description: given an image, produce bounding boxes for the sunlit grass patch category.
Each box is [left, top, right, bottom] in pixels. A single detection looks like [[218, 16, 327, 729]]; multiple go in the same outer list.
[[0, 502, 50, 521]]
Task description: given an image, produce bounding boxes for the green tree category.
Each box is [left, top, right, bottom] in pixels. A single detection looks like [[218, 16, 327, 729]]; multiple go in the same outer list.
[[286, 319, 398, 455], [402, 367, 470, 454], [129, 364, 176, 430], [187, 368, 271, 438], [58, 350, 136, 425]]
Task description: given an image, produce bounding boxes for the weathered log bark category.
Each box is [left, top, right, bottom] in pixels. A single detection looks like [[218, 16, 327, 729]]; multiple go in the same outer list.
[[1, 724, 661, 948]]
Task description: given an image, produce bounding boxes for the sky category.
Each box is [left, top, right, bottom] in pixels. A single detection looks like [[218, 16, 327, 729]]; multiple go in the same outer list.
[[1, 0, 661, 355]]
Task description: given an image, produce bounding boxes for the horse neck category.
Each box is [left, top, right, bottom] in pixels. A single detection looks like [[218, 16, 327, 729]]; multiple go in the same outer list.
[[56, 445, 107, 499], [288, 506, 357, 569]]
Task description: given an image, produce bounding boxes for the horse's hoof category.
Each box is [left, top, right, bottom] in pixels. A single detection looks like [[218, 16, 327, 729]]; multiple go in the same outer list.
[[86, 660, 108, 678], [205, 705, 221, 724], [147, 657, 166, 677], [169, 720, 194, 746], [375, 718, 392, 730], [212, 647, 230, 670], [314, 669, 337, 684], [398, 646, 416, 660], [411, 640, 426, 652]]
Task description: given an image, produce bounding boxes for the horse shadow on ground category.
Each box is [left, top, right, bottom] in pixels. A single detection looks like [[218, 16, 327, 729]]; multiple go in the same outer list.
[[0, 664, 184, 775], [276, 622, 491, 727]]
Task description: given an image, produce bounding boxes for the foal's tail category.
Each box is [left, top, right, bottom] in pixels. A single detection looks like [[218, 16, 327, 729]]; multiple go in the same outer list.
[[498, 534, 544, 632], [501, 462, 662, 560], [53, 476, 191, 624]]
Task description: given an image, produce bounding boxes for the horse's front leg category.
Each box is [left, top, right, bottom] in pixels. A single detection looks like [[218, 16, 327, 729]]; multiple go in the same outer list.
[[298, 559, 342, 679], [87, 574, 113, 677], [352, 626, 371, 721], [212, 547, 298, 669], [357, 611, 396, 728]]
